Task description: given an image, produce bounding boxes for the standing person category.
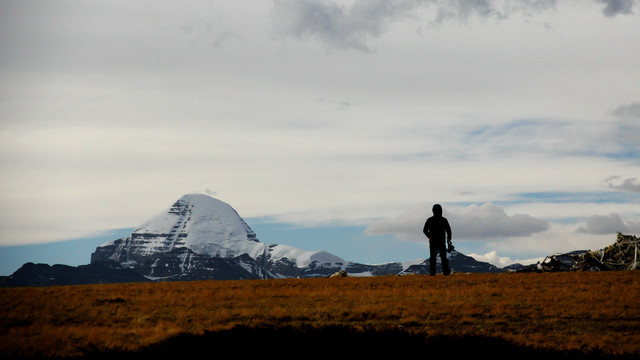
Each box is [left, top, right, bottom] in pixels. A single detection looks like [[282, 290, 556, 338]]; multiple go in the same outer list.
[[423, 204, 453, 276]]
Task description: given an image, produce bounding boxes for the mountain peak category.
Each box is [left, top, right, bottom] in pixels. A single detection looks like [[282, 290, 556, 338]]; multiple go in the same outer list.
[[92, 194, 260, 265], [135, 193, 258, 247], [91, 194, 348, 280]]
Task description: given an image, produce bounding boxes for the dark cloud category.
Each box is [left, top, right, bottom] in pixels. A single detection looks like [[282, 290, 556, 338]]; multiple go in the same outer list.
[[613, 101, 640, 119], [271, 0, 420, 51], [602, 176, 640, 192], [597, 0, 635, 17], [577, 213, 640, 234], [432, 0, 506, 23], [271, 0, 561, 51], [272, 0, 638, 51], [430, 0, 557, 23]]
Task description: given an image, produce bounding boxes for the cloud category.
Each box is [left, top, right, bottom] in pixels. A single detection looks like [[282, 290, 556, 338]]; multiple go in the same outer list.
[[430, 0, 557, 24], [271, 0, 639, 51], [456, 105, 640, 161], [602, 176, 640, 192], [577, 213, 640, 234], [627, 219, 640, 233], [204, 188, 218, 196], [471, 222, 619, 266], [597, 0, 636, 17], [430, 0, 507, 23], [450, 203, 550, 239], [271, 0, 558, 51], [364, 204, 431, 241], [463, 119, 571, 156], [467, 250, 543, 268], [271, 0, 420, 51], [1, 0, 638, 257], [613, 101, 640, 118], [365, 202, 549, 241], [610, 101, 640, 157]]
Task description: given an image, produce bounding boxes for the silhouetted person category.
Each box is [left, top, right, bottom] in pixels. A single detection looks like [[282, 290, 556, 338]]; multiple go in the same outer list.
[[423, 204, 452, 276]]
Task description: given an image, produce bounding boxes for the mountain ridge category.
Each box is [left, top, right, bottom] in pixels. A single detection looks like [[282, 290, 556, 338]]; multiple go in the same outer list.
[[1, 194, 505, 287]]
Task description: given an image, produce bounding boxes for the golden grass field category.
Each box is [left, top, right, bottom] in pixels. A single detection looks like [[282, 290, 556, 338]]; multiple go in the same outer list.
[[1, 271, 639, 359]]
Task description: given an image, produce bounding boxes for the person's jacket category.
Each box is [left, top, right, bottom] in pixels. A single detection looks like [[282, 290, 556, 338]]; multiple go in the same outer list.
[[423, 213, 451, 246]]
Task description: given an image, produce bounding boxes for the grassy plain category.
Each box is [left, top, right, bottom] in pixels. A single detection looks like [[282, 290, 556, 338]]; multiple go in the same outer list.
[[1, 271, 639, 359]]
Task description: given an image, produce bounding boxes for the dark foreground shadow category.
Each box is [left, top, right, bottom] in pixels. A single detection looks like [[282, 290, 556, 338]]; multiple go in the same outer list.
[[80, 326, 636, 360]]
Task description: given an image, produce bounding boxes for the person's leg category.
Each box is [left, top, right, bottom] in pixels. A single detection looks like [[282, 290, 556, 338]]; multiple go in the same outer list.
[[429, 246, 438, 276], [440, 245, 450, 275]]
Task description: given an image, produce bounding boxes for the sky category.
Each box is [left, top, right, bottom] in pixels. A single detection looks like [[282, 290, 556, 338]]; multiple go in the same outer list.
[[1, 0, 639, 275]]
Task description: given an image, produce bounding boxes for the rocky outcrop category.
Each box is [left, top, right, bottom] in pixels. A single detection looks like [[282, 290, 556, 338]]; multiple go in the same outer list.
[[515, 233, 640, 273]]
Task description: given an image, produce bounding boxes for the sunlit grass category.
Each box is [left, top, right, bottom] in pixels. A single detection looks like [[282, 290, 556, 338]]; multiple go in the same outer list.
[[1, 271, 639, 358]]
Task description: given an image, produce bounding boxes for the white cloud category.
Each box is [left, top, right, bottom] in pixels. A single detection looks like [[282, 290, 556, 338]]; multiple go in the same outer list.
[[468, 222, 619, 266], [451, 203, 550, 238], [467, 250, 543, 268]]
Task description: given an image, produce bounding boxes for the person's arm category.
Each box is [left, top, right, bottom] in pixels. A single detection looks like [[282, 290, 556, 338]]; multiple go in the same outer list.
[[445, 219, 454, 252], [423, 220, 431, 240], [445, 219, 452, 241]]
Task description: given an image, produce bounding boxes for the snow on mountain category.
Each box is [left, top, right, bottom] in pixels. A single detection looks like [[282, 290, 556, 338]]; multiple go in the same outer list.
[[92, 194, 346, 279], [266, 244, 344, 268], [99, 194, 259, 257]]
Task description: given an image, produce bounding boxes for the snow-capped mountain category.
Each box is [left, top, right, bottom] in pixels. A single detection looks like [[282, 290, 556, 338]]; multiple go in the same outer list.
[[91, 194, 348, 280]]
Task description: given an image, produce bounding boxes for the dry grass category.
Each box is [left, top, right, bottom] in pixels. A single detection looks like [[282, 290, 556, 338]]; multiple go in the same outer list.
[[1, 271, 639, 358]]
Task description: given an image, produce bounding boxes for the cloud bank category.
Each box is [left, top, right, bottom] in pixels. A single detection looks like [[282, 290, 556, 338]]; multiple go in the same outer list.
[[577, 213, 640, 234], [602, 176, 640, 192], [271, 0, 638, 51], [271, 0, 559, 51], [271, 0, 421, 51], [598, 0, 636, 17], [365, 203, 549, 241]]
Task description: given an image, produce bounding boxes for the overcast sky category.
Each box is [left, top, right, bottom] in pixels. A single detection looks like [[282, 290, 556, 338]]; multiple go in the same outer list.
[[1, 0, 639, 272]]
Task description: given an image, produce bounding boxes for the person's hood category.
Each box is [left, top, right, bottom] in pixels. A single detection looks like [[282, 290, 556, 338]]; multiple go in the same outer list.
[[432, 204, 442, 217]]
